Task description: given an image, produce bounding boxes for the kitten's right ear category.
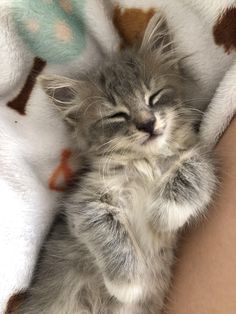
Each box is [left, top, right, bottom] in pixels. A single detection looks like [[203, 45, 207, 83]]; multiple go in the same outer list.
[[39, 75, 78, 107], [39, 75, 80, 126]]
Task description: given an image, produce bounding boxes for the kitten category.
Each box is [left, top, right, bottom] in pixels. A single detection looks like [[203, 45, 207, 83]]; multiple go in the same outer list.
[[17, 13, 216, 314]]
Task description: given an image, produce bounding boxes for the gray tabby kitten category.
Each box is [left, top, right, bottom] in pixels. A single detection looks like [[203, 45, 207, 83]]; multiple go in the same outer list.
[[17, 13, 216, 314]]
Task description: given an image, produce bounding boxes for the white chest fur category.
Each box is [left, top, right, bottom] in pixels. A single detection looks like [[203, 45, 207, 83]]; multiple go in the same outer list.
[[101, 157, 167, 251]]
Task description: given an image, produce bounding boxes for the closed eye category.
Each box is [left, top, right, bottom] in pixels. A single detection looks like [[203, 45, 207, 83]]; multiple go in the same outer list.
[[149, 88, 175, 107], [107, 112, 130, 120]]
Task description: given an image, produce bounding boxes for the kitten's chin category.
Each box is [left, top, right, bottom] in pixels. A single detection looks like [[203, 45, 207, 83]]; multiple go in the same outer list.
[[138, 137, 178, 157], [141, 134, 159, 145], [143, 132, 167, 149], [134, 137, 165, 156]]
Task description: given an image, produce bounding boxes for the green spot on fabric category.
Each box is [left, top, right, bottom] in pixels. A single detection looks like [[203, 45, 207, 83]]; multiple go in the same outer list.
[[12, 0, 87, 63]]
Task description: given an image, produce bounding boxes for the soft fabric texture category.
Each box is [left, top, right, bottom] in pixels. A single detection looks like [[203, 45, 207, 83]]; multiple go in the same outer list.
[[0, 0, 235, 313]]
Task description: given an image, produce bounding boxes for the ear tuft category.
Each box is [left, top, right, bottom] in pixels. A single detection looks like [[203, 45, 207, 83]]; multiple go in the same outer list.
[[38, 75, 78, 107], [38, 75, 81, 126], [140, 11, 173, 54]]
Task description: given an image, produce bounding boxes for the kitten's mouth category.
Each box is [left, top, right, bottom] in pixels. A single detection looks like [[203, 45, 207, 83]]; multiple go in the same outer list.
[[142, 133, 159, 145]]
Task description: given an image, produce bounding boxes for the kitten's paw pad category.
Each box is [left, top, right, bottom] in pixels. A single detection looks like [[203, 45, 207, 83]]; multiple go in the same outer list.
[[104, 279, 143, 304]]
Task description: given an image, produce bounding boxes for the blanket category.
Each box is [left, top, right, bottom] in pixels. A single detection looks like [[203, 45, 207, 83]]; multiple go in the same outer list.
[[1, 1, 236, 313]]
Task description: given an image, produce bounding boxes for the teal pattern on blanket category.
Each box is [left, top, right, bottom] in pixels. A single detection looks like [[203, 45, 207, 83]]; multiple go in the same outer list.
[[12, 0, 87, 63]]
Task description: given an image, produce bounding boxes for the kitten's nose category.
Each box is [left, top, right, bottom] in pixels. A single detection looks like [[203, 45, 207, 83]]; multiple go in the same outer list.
[[136, 117, 156, 135]]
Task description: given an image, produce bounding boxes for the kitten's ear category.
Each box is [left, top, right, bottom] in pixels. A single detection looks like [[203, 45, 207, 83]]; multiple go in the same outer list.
[[39, 75, 78, 106], [140, 11, 173, 54], [39, 75, 80, 126]]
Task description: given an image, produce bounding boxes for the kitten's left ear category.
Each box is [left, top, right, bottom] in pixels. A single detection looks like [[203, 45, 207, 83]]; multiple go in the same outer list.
[[140, 11, 173, 54]]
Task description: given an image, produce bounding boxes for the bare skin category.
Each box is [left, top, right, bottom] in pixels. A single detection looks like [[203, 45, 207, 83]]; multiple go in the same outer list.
[[166, 117, 236, 314]]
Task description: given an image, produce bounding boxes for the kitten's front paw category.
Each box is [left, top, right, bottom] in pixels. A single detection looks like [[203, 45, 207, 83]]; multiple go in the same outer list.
[[151, 147, 216, 231], [104, 278, 143, 304]]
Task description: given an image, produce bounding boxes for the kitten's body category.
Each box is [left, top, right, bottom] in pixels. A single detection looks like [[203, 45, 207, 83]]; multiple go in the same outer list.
[[20, 145, 213, 314], [17, 13, 216, 314], [24, 155, 176, 314]]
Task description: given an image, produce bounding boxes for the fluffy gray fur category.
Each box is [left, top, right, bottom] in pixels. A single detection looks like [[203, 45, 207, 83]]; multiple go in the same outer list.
[[17, 13, 216, 314]]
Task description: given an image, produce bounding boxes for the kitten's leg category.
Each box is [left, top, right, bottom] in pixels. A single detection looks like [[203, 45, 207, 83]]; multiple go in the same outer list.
[[68, 197, 143, 304], [16, 222, 94, 314], [150, 147, 216, 232], [200, 61, 236, 148]]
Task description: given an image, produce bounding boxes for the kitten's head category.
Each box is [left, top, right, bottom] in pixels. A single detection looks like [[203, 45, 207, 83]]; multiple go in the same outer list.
[[40, 13, 196, 156]]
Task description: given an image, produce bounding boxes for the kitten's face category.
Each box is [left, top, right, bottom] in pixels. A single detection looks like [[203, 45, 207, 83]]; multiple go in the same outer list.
[[40, 14, 196, 155], [70, 53, 194, 155]]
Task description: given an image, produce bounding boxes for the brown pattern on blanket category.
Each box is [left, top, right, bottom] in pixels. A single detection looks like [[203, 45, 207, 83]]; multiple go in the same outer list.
[[213, 7, 236, 53], [113, 6, 155, 47], [7, 57, 46, 115]]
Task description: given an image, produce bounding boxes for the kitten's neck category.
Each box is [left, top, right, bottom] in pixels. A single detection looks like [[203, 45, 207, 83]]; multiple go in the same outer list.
[[82, 145, 178, 176]]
